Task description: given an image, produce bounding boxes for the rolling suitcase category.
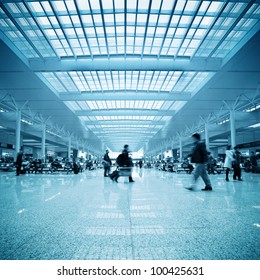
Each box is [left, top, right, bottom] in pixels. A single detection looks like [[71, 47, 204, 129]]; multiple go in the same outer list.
[[109, 169, 119, 180]]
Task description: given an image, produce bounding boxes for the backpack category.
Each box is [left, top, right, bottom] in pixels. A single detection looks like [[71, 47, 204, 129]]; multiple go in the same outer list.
[[116, 154, 124, 166]]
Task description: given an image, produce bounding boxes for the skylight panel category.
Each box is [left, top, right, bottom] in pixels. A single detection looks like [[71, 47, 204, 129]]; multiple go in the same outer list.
[[75, 28, 83, 37], [95, 27, 104, 37], [243, 18, 258, 29], [106, 26, 115, 34], [136, 26, 145, 34], [48, 16, 59, 26], [185, 1, 199, 13], [192, 16, 203, 27], [115, 13, 124, 23], [127, 0, 137, 10], [114, 0, 124, 10], [137, 14, 148, 24], [81, 15, 93, 25], [116, 26, 124, 35], [60, 15, 72, 25], [156, 27, 167, 36], [65, 0, 77, 13], [71, 15, 80, 25], [6, 3, 20, 14], [26, 30, 37, 38], [0, 19, 8, 28], [194, 28, 206, 38], [179, 15, 193, 26], [17, 18, 29, 27], [147, 26, 155, 35], [127, 13, 136, 23], [171, 15, 181, 26], [198, 1, 210, 13], [148, 14, 158, 24], [77, 101, 89, 110], [158, 14, 170, 25], [40, 2, 52, 13], [52, 1, 67, 12], [138, 0, 149, 10], [28, 2, 44, 13], [200, 16, 214, 27], [76, 0, 90, 11], [102, 0, 113, 10], [150, 0, 161, 10], [56, 48, 67, 56], [189, 39, 201, 48], [69, 38, 80, 47], [175, 28, 186, 37], [45, 29, 56, 38], [231, 3, 247, 15], [161, 0, 175, 11], [104, 14, 114, 24], [207, 1, 223, 14], [37, 17, 51, 28], [171, 101, 186, 111], [89, 0, 101, 11], [175, 1, 186, 13], [86, 101, 95, 110], [93, 14, 103, 24], [65, 101, 81, 111], [222, 3, 234, 14], [96, 101, 104, 109], [88, 38, 98, 47]]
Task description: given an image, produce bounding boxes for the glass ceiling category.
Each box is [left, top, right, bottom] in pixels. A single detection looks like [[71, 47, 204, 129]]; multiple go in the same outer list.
[[0, 0, 259, 151], [0, 1, 259, 58], [37, 71, 213, 93]]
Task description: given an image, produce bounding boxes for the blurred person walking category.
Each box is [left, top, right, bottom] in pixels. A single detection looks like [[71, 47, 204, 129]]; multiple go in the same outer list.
[[110, 145, 134, 183], [15, 151, 23, 176], [187, 133, 213, 191], [103, 149, 112, 177], [224, 145, 234, 181], [250, 151, 257, 173], [233, 146, 243, 181]]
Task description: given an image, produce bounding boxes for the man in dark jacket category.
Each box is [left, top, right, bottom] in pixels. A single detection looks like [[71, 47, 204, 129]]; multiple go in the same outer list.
[[233, 146, 243, 180], [15, 151, 23, 176], [187, 133, 213, 191], [103, 149, 112, 177], [250, 151, 257, 173]]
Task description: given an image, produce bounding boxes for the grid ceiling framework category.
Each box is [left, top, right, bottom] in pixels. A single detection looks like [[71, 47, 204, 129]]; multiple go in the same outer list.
[[0, 0, 260, 151]]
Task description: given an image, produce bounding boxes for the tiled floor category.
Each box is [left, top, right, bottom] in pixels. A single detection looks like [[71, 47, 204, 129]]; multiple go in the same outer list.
[[0, 168, 259, 260]]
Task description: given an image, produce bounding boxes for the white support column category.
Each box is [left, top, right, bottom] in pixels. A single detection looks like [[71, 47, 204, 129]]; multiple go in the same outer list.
[[15, 109, 21, 156], [205, 123, 209, 150], [68, 137, 72, 159], [179, 137, 183, 161], [230, 110, 236, 148], [41, 123, 46, 161]]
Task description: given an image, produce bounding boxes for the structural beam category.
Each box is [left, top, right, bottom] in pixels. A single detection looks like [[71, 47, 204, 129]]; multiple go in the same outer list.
[[30, 56, 222, 72], [81, 120, 165, 126], [230, 110, 236, 148], [41, 123, 46, 161], [179, 137, 183, 161], [205, 123, 210, 149], [15, 109, 21, 155], [75, 109, 175, 117], [68, 137, 72, 159], [60, 92, 191, 101]]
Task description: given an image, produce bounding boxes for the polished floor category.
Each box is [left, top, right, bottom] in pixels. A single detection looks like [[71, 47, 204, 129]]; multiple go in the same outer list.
[[0, 167, 259, 260]]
